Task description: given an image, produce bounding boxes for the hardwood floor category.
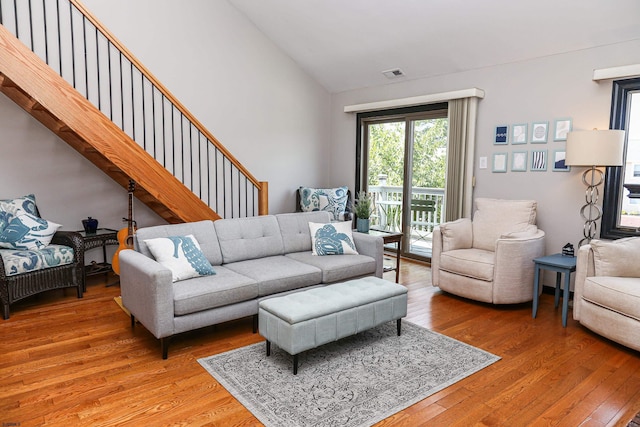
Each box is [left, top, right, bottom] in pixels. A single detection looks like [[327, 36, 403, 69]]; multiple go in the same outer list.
[[1, 261, 639, 426]]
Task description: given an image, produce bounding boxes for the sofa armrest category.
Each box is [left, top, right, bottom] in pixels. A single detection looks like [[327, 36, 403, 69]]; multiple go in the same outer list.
[[492, 229, 546, 304], [352, 232, 384, 278], [573, 244, 594, 321], [119, 249, 175, 339]]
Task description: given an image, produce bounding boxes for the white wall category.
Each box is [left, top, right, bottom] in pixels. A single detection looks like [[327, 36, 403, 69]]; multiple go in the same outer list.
[[330, 39, 640, 256], [0, 1, 331, 248]]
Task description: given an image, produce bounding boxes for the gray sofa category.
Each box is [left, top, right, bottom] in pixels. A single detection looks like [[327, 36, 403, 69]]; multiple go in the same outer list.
[[119, 211, 383, 358]]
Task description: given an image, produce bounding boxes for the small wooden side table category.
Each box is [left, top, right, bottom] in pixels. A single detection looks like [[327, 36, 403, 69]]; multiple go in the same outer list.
[[367, 229, 403, 283], [77, 228, 119, 286], [532, 253, 577, 327]]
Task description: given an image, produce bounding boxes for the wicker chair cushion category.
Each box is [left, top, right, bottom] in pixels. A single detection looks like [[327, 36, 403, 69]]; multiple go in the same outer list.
[[0, 244, 74, 276]]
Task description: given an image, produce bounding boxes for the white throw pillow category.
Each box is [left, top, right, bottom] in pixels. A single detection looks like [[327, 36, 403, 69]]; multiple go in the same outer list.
[[308, 221, 358, 256], [299, 186, 349, 221], [590, 237, 640, 277], [0, 213, 61, 250], [144, 234, 216, 282]]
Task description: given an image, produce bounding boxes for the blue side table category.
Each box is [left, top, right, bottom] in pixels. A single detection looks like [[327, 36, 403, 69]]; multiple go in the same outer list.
[[532, 253, 577, 327]]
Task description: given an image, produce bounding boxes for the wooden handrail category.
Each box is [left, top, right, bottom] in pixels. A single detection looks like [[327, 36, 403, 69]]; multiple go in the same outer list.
[[70, 0, 267, 211]]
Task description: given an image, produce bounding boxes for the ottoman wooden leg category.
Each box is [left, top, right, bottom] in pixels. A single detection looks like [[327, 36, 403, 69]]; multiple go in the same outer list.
[[266, 340, 271, 356], [397, 319, 402, 336], [293, 354, 299, 375]]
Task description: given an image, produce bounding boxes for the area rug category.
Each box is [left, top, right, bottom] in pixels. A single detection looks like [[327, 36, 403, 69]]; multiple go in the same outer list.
[[198, 321, 500, 427]]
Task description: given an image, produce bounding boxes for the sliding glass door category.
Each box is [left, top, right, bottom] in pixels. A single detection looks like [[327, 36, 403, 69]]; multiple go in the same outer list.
[[358, 106, 448, 260]]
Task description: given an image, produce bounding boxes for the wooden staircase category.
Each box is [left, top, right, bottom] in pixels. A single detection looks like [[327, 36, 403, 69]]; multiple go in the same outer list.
[[0, 2, 268, 223]]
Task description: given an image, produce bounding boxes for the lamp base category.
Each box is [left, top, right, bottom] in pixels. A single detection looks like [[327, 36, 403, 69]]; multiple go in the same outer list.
[[578, 166, 603, 246]]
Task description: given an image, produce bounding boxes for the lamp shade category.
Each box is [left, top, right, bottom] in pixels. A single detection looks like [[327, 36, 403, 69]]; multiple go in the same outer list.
[[565, 129, 626, 166]]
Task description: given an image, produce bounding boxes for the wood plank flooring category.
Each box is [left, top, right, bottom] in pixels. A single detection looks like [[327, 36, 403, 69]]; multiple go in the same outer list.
[[1, 261, 640, 426]]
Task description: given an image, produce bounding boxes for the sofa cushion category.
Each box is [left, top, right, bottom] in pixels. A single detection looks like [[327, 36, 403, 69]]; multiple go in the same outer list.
[[582, 276, 640, 321], [286, 251, 376, 283], [144, 235, 216, 282], [277, 211, 332, 254], [299, 186, 349, 221], [590, 237, 640, 278], [224, 255, 322, 296], [472, 198, 537, 251], [309, 221, 358, 255], [214, 215, 284, 264], [0, 213, 61, 250], [172, 266, 258, 316], [135, 220, 223, 266], [0, 244, 74, 276], [0, 194, 38, 232], [439, 248, 494, 282]]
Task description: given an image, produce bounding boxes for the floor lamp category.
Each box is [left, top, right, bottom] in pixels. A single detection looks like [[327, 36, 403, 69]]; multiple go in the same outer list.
[[565, 129, 626, 245]]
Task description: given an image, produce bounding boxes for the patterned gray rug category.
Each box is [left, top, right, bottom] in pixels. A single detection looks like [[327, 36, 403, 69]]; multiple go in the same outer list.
[[198, 321, 500, 427]]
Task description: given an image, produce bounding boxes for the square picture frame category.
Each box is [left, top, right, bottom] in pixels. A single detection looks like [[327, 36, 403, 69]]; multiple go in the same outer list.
[[530, 149, 548, 171], [511, 151, 528, 172], [492, 152, 508, 172], [554, 118, 572, 141], [495, 125, 508, 145], [530, 121, 548, 143], [511, 123, 528, 144], [553, 150, 571, 171]]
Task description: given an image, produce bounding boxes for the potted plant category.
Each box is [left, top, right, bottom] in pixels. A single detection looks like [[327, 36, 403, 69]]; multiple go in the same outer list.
[[354, 191, 374, 233]]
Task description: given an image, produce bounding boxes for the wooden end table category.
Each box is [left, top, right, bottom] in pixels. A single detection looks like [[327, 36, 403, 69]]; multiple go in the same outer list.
[[366, 229, 403, 283]]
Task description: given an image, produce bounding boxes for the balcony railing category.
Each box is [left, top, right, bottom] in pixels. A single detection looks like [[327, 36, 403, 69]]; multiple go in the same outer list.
[[368, 185, 444, 257]]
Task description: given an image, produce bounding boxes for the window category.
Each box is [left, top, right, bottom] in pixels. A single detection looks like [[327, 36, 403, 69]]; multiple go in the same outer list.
[[601, 78, 640, 238]]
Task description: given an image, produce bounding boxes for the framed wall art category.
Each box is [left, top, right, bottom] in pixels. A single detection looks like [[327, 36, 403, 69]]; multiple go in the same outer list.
[[495, 125, 508, 145], [531, 149, 548, 171], [553, 118, 572, 141], [511, 123, 528, 144], [492, 152, 508, 172], [511, 151, 528, 172], [530, 122, 548, 143], [553, 150, 570, 171]]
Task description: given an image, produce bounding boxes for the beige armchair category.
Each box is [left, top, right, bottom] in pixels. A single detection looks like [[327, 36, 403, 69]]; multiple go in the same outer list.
[[573, 237, 640, 352], [431, 198, 545, 304]]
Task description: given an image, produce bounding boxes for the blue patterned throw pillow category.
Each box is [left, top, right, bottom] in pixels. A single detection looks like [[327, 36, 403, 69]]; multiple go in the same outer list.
[[299, 186, 348, 221], [0, 194, 38, 232], [309, 221, 358, 256], [0, 213, 61, 250], [144, 234, 216, 282]]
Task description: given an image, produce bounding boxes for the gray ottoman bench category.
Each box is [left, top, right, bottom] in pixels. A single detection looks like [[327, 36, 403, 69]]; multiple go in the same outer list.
[[258, 276, 408, 374]]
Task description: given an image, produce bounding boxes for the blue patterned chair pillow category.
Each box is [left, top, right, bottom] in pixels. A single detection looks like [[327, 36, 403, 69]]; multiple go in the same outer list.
[[299, 186, 348, 221], [0, 213, 61, 250], [144, 234, 216, 282], [0, 194, 38, 232], [0, 245, 75, 276], [309, 221, 358, 256]]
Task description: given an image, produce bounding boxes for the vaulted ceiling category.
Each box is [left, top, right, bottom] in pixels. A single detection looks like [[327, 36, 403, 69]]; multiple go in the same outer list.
[[228, 0, 640, 93]]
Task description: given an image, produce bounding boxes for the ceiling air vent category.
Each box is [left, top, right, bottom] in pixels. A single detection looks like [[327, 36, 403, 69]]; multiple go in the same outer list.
[[382, 68, 405, 79]]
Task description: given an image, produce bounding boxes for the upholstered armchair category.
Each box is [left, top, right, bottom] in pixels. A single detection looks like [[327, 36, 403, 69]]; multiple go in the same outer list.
[[0, 194, 84, 319], [431, 198, 545, 304], [573, 238, 640, 352]]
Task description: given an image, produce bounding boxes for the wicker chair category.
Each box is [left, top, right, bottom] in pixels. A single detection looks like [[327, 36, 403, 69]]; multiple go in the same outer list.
[[0, 222, 85, 320]]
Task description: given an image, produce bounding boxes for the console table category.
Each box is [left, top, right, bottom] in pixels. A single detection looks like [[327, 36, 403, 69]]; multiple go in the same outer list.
[[367, 229, 403, 283], [77, 228, 118, 285]]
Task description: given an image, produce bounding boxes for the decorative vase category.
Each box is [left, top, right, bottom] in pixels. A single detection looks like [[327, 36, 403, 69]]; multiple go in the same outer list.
[[356, 218, 370, 233], [82, 217, 99, 234]]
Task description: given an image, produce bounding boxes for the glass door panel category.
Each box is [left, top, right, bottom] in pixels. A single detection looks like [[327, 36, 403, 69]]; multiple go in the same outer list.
[[403, 118, 448, 259], [367, 121, 405, 233]]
